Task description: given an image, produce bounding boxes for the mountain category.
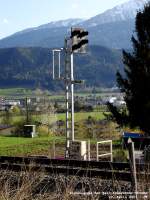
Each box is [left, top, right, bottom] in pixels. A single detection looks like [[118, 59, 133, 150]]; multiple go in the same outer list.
[[0, 0, 148, 49], [79, 0, 148, 27], [0, 19, 84, 49], [0, 20, 134, 49], [87, 19, 135, 49], [14, 18, 84, 36], [0, 46, 122, 89]]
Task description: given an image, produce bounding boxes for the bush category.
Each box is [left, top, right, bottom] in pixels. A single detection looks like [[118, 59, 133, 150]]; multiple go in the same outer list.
[[37, 125, 54, 137], [11, 116, 35, 137], [113, 149, 127, 162], [11, 120, 26, 137]]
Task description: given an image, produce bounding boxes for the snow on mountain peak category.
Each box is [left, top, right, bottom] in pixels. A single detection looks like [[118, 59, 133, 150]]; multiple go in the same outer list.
[[14, 18, 84, 36], [81, 0, 149, 27], [37, 18, 84, 29]]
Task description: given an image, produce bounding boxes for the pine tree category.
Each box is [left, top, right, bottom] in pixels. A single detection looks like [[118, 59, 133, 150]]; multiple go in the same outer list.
[[108, 2, 150, 135]]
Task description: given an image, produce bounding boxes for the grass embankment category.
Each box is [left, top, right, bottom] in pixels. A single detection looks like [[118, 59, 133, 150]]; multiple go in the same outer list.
[[0, 136, 65, 156], [0, 135, 123, 158]]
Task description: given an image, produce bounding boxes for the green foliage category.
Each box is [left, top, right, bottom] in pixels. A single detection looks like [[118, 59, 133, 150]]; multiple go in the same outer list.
[[74, 100, 93, 112], [37, 125, 54, 137], [106, 103, 128, 127], [75, 117, 119, 140], [113, 149, 128, 162], [1, 109, 12, 125], [11, 115, 35, 137], [10, 106, 21, 115], [108, 3, 150, 134], [11, 119, 26, 137]]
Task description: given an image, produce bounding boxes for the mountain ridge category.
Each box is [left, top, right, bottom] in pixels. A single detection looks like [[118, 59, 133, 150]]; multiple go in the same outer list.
[[80, 0, 148, 27], [14, 18, 84, 37], [0, 0, 149, 49]]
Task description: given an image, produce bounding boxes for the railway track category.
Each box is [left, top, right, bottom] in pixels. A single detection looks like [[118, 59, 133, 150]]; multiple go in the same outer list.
[[0, 156, 149, 182]]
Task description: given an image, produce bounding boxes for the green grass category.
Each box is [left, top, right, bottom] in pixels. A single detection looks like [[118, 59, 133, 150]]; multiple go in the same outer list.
[[0, 135, 121, 157], [0, 111, 106, 124], [48, 95, 65, 100], [0, 136, 65, 156], [0, 88, 33, 96], [0, 111, 107, 156], [0, 87, 120, 98], [57, 111, 106, 122], [74, 92, 120, 97]]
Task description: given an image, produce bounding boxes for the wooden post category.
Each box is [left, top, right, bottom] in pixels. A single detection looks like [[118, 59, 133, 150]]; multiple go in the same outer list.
[[128, 138, 138, 199], [53, 140, 56, 159], [96, 142, 99, 161], [110, 140, 113, 162], [88, 140, 91, 161]]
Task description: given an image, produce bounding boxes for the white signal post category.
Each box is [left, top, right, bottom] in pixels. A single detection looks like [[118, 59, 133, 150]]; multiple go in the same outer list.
[[71, 53, 74, 141], [64, 38, 70, 158], [52, 27, 88, 158]]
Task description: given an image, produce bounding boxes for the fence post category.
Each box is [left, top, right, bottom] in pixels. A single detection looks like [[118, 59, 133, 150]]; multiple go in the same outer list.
[[96, 142, 99, 161], [110, 140, 113, 162], [53, 139, 56, 159], [128, 138, 138, 199], [88, 140, 91, 161]]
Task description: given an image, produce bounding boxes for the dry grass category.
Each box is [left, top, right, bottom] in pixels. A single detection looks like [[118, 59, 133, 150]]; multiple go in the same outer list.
[[0, 169, 131, 200], [136, 165, 150, 200], [0, 163, 150, 200]]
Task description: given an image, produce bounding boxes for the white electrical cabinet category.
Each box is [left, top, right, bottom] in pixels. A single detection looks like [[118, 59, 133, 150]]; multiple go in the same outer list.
[[69, 140, 87, 160]]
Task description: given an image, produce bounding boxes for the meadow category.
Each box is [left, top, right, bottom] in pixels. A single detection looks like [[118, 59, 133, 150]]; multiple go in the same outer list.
[[0, 111, 106, 124], [57, 111, 105, 121], [0, 88, 33, 96], [0, 136, 66, 156], [0, 109, 108, 155], [0, 88, 118, 158]]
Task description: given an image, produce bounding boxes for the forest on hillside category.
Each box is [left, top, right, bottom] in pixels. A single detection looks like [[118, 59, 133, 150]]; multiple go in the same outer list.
[[0, 46, 123, 90]]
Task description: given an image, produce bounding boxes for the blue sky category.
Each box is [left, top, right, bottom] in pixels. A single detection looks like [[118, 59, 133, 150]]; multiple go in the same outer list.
[[0, 0, 128, 39]]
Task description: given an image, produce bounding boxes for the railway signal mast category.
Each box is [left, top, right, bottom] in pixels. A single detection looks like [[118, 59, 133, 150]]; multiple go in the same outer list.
[[52, 27, 88, 158]]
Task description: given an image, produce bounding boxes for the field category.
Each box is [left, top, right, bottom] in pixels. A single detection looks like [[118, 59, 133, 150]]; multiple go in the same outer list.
[[0, 136, 66, 156], [0, 110, 107, 156], [0, 87, 116, 158], [57, 111, 105, 121], [0, 87, 120, 97], [0, 111, 106, 125], [0, 88, 33, 96]]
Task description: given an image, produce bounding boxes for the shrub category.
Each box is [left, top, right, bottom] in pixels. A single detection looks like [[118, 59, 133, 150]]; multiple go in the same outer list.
[[113, 149, 127, 162]]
